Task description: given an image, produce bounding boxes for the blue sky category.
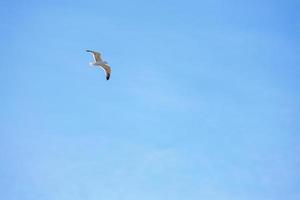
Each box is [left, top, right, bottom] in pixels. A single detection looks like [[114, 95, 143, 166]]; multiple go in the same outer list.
[[0, 0, 299, 199]]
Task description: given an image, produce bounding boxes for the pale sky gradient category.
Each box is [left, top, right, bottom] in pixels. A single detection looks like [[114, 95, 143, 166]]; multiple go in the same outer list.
[[0, 0, 299, 200]]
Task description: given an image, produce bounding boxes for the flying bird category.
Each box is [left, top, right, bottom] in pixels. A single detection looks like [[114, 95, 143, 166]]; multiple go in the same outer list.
[[86, 50, 111, 80]]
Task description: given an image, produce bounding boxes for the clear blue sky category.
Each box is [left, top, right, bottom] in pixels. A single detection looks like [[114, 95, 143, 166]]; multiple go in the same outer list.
[[0, 0, 299, 199]]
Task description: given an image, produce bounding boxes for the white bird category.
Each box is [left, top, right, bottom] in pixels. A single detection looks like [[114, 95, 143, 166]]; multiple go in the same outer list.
[[86, 50, 111, 80]]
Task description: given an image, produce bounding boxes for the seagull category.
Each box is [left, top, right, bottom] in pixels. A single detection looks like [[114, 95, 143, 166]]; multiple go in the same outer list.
[[86, 50, 111, 80]]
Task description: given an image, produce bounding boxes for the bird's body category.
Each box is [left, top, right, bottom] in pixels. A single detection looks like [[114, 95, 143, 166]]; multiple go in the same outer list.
[[86, 50, 111, 80]]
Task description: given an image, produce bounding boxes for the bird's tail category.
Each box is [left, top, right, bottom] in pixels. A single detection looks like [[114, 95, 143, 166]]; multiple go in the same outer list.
[[86, 50, 93, 53]]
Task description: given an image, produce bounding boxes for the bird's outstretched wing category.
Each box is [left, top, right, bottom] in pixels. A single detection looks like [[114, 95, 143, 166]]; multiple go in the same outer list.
[[100, 64, 111, 80], [86, 50, 103, 62]]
